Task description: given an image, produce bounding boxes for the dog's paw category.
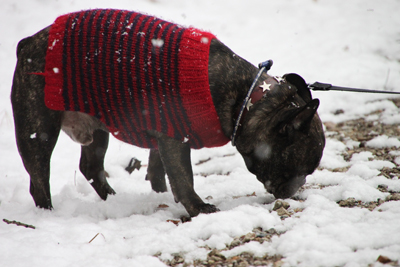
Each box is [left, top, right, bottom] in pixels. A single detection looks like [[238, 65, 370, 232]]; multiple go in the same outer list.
[[105, 185, 116, 196], [34, 198, 53, 210], [92, 182, 116, 200], [190, 203, 219, 217]]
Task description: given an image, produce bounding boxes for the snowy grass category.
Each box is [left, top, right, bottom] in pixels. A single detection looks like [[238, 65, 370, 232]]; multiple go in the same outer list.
[[1, 0, 400, 266]]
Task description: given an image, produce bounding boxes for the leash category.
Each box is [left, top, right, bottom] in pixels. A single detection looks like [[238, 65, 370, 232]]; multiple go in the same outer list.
[[231, 60, 273, 146], [231, 60, 400, 146], [308, 82, 400, 95]]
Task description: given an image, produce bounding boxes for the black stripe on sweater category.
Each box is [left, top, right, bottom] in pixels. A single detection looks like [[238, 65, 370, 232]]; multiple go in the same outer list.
[[161, 26, 187, 142], [115, 11, 136, 143], [93, 10, 110, 125], [178, 31, 202, 148], [84, 9, 102, 118], [150, 20, 170, 135], [142, 17, 159, 132], [125, 13, 149, 146], [172, 28, 202, 146], [77, 10, 91, 114], [100, 10, 117, 128], [106, 10, 125, 131], [69, 13, 82, 111], [133, 15, 152, 146], [61, 13, 77, 111]]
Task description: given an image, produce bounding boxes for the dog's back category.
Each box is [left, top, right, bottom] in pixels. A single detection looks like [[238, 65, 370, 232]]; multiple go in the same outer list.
[[43, 9, 228, 149]]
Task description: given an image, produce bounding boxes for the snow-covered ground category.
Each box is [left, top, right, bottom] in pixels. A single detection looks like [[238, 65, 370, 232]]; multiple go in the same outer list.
[[1, 0, 400, 266]]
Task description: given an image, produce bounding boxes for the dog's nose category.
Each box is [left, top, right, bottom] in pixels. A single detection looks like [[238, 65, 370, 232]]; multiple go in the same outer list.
[[264, 181, 275, 194], [269, 176, 306, 199]]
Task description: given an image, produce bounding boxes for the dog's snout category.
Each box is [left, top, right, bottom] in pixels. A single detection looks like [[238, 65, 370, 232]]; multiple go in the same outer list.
[[264, 175, 306, 199], [264, 180, 275, 194]]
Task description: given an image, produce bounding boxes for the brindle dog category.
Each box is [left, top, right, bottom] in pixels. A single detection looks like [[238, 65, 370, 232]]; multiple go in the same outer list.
[[11, 21, 325, 217]]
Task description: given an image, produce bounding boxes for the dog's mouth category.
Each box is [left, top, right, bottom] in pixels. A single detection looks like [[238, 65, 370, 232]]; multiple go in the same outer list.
[[264, 176, 306, 199], [264, 180, 275, 194]]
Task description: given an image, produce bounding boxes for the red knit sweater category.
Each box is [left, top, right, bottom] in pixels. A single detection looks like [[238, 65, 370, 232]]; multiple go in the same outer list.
[[44, 9, 229, 149]]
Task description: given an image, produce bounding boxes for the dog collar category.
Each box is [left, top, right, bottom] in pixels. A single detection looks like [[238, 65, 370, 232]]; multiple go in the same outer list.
[[231, 60, 276, 146]]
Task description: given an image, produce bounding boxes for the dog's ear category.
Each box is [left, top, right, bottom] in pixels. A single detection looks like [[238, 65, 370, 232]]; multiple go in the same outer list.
[[279, 98, 320, 135], [283, 73, 312, 102]]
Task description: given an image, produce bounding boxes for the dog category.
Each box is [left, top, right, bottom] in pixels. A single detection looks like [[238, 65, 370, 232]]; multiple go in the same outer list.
[[11, 9, 325, 217]]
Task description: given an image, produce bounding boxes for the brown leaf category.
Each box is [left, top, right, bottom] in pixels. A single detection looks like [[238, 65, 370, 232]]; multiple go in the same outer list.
[[167, 220, 180, 226], [377, 255, 392, 264]]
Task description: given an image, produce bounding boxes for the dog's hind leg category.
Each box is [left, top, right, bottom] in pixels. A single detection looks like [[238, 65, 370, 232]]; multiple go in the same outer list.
[[11, 27, 61, 209], [145, 149, 167, 193], [79, 129, 116, 200]]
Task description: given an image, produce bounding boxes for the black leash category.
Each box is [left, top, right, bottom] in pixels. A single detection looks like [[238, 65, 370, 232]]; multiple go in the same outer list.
[[308, 82, 400, 95]]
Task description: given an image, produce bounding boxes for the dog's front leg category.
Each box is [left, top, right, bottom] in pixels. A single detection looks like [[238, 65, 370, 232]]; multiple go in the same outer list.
[[156, 134, 219, 217]]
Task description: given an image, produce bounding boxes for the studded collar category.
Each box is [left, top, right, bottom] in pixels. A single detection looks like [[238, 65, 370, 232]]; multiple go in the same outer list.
[[231, 74, 282, 146]]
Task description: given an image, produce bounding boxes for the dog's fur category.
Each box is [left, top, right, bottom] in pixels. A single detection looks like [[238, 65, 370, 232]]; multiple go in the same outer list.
[[11, 19, 325, 217]]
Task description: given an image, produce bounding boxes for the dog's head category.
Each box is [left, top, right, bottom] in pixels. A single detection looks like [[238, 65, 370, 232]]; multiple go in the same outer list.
[[235, 73, 325, 199]]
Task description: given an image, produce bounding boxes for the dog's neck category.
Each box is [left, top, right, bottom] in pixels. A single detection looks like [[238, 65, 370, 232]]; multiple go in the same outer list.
[[208, 39, 276, 139], [231, 75, 280, 144]]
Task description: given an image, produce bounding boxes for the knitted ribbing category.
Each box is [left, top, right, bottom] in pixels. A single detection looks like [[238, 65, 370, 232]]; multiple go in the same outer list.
[[44, 9, 229, 149]]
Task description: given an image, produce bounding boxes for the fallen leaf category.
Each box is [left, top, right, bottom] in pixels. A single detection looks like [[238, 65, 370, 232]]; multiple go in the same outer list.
[[377, 255, 392, 264], [246, 192, 256, 197], [167, 220, 180, 226]]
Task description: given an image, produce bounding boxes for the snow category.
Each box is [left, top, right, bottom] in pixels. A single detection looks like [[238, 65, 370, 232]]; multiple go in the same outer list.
[[1, 0, 400, 266], [367, 135, 400, 148]]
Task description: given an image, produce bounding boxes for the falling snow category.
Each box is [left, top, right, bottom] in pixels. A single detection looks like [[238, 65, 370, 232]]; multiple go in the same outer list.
[[1, 1, 400, 267]]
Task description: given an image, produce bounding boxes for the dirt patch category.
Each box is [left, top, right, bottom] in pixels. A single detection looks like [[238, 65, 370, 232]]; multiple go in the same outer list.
[[320, 98, 400, 206], [161, 98, 400, 266], [161, 227, 285, 267]]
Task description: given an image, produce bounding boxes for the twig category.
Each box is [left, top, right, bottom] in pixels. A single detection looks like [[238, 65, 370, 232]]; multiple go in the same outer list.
[[88, 233, 101, 243], [195, 157, 211, 166], [196, 153, 236, 166], [3, 219, 36, 229]]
